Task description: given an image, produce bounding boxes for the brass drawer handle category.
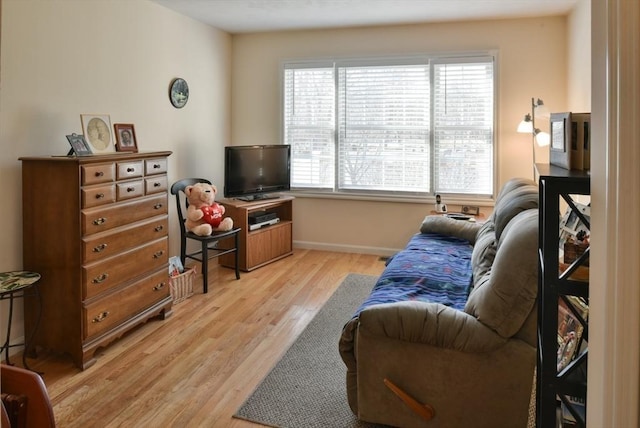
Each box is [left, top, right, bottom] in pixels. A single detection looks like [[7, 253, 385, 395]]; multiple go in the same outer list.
[[96, 193, 105, 199], [92, 311, 110, 323], [93, 243, 108, 253], [127, 187, 135, 192], [95, 171, 104, 177], [153, 250, 165, 259], [153, 182, 161, 187], [92, 273, 109, 284], [154, 225, 164, 232], [153, 203, 163, 210], [153, 282, 166, 291], [127, 167, 135, 173], [92, 217, 107, 226], [153, 163, 161, 169]]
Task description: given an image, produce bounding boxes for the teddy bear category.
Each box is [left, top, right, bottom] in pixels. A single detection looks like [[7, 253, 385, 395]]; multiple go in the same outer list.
[[184, 182, 233, 236]]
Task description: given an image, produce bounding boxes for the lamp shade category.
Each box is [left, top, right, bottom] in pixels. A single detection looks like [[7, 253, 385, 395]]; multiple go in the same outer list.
[[535, 131, 550, 147], [517, 120, 534, 133], [517, 113, 533, 133], [534, 99, 550, 119]]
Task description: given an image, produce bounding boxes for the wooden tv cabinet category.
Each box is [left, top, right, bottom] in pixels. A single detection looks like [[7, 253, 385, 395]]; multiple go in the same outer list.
[[219, 196, 293, 271]]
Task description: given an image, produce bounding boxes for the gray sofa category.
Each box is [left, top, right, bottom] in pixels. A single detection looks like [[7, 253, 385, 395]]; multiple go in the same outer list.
[[339, 178, 539, 428]]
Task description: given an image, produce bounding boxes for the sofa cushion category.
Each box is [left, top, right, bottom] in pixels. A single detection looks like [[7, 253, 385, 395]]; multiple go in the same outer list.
[[420, 215, 482, 244], [464, 209, 538, 338], [470, 220, 497, 291], [492, 182, 539, 241], [352, 233, 473, 318], [471, 177, 537, 292]]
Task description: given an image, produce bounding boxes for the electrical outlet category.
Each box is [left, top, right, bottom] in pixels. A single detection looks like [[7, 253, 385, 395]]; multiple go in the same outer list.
[[461, 205, 480, 216]]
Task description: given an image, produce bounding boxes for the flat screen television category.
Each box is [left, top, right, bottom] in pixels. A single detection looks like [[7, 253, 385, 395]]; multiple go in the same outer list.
[[224, 144, 291, 201]]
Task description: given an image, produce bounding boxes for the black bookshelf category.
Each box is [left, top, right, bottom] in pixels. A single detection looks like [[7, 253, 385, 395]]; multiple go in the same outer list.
[[536, 163, 590, 428]]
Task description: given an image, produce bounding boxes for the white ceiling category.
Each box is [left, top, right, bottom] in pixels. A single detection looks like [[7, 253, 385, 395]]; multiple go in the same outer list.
[[151, 0, 579, 34]]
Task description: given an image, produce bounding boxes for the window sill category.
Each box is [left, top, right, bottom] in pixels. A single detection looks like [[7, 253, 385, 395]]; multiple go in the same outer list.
[[286, 190, 495, 207]]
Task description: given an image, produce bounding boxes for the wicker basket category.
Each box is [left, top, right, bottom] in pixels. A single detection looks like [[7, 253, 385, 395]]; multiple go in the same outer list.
[[170, 267, 196, 304]]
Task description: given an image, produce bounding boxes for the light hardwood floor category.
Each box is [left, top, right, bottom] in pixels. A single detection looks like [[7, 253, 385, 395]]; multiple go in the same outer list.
[[16, 249, 386, 427]]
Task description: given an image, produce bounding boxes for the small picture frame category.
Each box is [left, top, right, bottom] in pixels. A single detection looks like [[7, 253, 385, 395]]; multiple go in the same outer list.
[[114, 123, 138, 152], [65, 133, 92, 156], [549, 112, 572, 170], [559, 202, 590, 250], [81, 114, 115, 154]]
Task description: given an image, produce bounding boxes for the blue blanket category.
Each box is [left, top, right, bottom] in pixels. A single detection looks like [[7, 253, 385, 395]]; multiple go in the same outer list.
[[353, 233, 473, 317]]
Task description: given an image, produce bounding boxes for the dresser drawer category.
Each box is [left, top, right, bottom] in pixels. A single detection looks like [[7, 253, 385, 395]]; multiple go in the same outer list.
[[117, 180, 144, 200], [82, 163, 116, 185], [82, 194, 168, 235], [145, 158, 168, 176], [82, 215, 168, 263], [83, 237, 168, 300], [145, 175, 168, 195], [83, 268, 169, 339], [117, 161, 143, 180], [82, 184, 116, 208]]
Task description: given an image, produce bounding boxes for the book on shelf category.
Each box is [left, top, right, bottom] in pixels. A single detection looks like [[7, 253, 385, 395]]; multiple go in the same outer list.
[[561, 395, 586, 427], [557, 296, 589, 372]]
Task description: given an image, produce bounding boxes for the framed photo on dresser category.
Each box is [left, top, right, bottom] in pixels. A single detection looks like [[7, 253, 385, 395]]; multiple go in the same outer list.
[[66, 133, 92, 156], [80, 114, 115, 154], [114, 123, 138, 152]]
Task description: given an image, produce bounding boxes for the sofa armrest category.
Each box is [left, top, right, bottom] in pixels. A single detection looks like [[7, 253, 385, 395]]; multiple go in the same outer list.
[[420, 215, 482, 244], [339, 301, 535, 426], [358, 301, 507, 352]]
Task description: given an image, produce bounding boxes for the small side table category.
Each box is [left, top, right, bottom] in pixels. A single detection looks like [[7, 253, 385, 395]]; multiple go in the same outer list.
[[0, 271, 42, 370]]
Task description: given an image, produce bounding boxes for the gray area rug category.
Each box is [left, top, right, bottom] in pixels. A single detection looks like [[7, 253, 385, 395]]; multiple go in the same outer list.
[[234, 273, 386, 428]]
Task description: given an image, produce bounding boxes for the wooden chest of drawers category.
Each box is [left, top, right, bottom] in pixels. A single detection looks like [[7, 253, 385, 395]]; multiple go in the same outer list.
[[20, 151, 173, 370]]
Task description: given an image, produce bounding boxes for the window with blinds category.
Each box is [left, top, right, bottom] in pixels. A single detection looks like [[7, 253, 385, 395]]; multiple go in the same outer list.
[[283, 54, 495, 198]]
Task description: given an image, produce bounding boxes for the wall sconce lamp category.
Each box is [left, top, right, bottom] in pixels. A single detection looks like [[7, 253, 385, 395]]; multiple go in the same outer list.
[[517, 97, 550, 175]]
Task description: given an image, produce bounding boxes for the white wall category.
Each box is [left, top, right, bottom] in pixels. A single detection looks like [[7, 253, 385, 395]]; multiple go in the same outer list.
[[231, 17, 569, 253], [589, 0, 640, 425], [0, 0, 231, 348], [567, 0, 591, 112]]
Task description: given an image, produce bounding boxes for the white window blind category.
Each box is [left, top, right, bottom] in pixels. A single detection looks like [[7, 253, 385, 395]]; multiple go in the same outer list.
[[283, 54, 495, 197], [337, 63, 430, 193], [433, 59, 494, 195], [283, 66, 335, 189]]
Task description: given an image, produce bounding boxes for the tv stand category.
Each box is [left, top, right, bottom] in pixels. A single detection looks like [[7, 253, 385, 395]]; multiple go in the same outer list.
[[219, 196, 293, 271]]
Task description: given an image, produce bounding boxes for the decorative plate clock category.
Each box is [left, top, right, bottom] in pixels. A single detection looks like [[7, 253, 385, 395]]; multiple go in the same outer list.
[[169, 78, 189, 108]]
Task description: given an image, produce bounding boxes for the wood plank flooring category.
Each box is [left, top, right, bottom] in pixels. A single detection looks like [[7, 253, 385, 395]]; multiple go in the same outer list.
[[15, 249, 385, 427]]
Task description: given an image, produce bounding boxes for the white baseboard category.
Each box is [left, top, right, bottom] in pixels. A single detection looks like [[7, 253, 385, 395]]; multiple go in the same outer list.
[[293, 240, 400, 258]]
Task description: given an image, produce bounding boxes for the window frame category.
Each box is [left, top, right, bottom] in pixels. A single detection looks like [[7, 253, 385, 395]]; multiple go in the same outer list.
[[280, 51, 499, 203]]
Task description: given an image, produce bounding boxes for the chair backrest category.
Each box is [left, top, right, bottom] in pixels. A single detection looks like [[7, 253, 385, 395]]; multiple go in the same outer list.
[[170, 178, 212, 234], [1, 364, 56, 428]]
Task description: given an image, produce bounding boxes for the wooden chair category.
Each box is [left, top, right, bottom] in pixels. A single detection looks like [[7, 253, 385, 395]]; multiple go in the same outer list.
[[170, 178, 240, 293], [1, 364, 56, 427]]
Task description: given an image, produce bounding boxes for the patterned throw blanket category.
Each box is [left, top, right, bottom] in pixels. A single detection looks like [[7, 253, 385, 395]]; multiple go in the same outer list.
[[353, 233, 474, 317]]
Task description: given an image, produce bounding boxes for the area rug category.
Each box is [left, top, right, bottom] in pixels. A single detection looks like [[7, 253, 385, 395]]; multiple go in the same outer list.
[[233, 273, 386, 428]]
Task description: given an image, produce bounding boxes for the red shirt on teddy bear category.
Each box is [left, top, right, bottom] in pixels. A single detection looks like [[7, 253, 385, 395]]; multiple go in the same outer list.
[[201, 204, 224, 227]]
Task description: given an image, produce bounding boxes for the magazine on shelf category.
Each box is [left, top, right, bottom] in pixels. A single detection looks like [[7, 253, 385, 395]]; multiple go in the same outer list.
[[557, 296, 589, 372], [561, 395, 586, 427]]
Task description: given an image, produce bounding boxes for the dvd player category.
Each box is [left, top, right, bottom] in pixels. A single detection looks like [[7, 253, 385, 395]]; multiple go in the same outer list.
[[248, 211, 278, 224], [249, 218, 280, 230]]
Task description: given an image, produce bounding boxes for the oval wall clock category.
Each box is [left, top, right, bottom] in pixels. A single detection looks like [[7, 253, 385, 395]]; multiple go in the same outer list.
[[169, 78, 189, 108]]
